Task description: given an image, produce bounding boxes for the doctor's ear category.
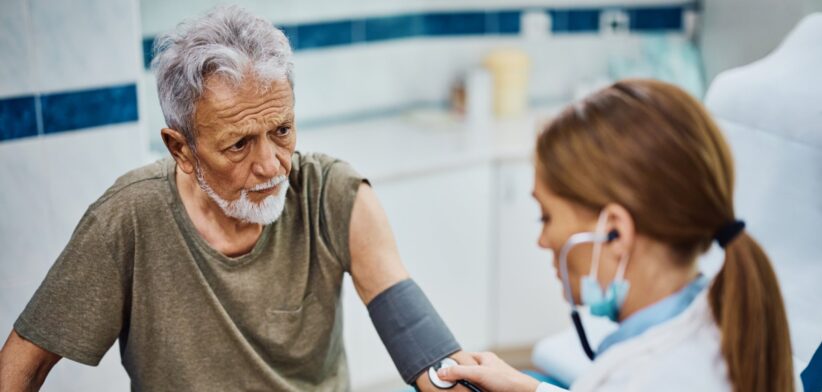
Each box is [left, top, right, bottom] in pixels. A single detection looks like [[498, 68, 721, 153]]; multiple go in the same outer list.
[[601, 203, 635, 256]]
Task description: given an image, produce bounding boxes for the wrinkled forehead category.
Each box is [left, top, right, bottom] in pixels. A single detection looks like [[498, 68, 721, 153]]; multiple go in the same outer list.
[[194, 75, 294, 134], [200, 74, 293, 110]]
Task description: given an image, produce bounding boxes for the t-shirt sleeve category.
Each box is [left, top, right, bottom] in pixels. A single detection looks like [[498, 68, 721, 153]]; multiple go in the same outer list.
[[320, 160, 368, 273], [14, 209, 127, 366]]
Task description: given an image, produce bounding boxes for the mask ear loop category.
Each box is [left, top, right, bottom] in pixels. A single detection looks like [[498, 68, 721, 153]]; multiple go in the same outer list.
[[614, 252, 630, 282], [588, 211, 610, 283]]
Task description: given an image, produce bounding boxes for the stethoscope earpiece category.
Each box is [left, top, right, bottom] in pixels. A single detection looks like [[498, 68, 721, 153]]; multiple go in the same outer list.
[[607, 229, 619, 242]]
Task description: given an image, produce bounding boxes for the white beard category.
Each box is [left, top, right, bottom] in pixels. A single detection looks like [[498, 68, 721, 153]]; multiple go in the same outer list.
[[195, 167, 289, 225]]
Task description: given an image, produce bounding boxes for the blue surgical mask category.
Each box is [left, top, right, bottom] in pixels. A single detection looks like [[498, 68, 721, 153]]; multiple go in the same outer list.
[[580, 276, 630, 321]]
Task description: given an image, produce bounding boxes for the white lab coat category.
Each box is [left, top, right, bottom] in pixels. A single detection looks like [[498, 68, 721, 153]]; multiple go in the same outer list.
[[536, 290, 805, 391], [537, 290, 729, 392]]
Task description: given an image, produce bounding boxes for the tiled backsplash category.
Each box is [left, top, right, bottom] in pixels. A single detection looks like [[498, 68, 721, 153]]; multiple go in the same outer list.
[[0, 0, 142, 143], [0, 84, 138, 141], [141, 6, 688, 68], [2, 2, 694, 144]]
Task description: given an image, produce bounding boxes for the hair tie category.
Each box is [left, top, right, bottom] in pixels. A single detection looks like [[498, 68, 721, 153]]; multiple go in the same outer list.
[[715, 220, 745, 248]]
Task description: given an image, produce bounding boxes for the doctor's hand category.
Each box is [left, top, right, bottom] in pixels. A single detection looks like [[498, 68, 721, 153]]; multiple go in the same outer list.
[[415, 351, 480, 392], [436, 351, 540, 392]]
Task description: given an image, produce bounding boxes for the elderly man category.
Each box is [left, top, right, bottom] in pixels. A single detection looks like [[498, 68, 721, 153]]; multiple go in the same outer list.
[[0, 6, 476, 391]]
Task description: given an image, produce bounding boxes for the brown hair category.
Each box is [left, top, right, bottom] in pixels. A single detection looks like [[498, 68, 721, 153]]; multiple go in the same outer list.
[[535, 79, 793, 391]]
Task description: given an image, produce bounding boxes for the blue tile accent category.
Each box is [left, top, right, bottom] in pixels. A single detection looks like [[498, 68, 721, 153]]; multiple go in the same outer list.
[[550, 9, 601, 33], [487, 10, 521, 34], [295, 20, 354, 50], [138, 4, 689, 68], [496, 11, 522, 34], [0, 96, 38, 142], [279, 24, 299, 48], [142, 37, 155, 69], [365, 14, 422, 42], [629, 6, 683, 31], [422, 11, 487, 36], [40, 84, 138, 134]]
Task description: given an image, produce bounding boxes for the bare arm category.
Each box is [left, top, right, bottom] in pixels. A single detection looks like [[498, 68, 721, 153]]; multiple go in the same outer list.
[[0, 330, 61, 392], [348, 183, 409, 303], [348, 183, 478, 390]]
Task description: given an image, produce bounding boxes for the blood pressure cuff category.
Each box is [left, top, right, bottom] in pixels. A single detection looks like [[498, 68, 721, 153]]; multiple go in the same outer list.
[[367, 279, 461, 384]]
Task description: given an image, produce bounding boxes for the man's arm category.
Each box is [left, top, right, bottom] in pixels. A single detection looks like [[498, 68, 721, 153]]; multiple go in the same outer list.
[[348, 183, 409, 303], [0, 330, 61, 391], [348, 183, 478, 390]]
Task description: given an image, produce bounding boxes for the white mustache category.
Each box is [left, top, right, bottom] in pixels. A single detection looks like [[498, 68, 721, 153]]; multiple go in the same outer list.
[[249, 175, 287, 192]]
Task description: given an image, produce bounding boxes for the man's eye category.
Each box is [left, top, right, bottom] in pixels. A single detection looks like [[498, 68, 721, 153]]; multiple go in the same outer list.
[[230, 138, 247, 151], [539, 214, 551, 224], [276, 126, 291, 137]]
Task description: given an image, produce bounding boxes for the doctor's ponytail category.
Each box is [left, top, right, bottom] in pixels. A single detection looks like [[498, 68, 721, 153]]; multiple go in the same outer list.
[[536, 79, 794, 392], [709, 231, 794, 392]]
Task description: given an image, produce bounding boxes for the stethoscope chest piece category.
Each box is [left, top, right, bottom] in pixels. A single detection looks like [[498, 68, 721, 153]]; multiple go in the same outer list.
[[427, 358, 483, 391], [428, 357, 458, 389]]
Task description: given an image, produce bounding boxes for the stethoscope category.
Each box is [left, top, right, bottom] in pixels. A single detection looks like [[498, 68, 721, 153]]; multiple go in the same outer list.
[[428, 357, 483, 391], [558, 229, 620, 361], [424, 229, 620, 390]]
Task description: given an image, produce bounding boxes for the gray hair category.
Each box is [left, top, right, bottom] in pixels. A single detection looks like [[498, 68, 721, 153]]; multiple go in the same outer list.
[[151, 5, 294, 149]]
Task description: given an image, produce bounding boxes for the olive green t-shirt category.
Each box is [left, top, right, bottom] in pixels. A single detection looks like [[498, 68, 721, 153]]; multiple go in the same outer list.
[[15, 152, 365, 391]]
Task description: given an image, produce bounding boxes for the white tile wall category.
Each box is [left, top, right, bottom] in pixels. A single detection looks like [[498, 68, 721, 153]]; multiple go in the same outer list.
[[0, 135, 145, 392], [290, 33, 674, 123], [39, 124, 146, 245], [0, 0, 35, 99], [1, 1, 143, 390], [265, 33, 650, 124], [0, 125, 142, 345], [0, 138, 54, 305], [140, 0, 693, 142], [30, 0, 141, 94], [140, 72, 168, 154]]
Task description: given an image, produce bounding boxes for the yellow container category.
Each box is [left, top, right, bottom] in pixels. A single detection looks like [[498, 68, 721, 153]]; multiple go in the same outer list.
[[484, 48, 531, 117]]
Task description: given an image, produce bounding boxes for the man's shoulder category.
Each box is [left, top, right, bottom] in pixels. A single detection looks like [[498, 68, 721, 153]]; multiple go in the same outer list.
[[290, 151, 362, 186], [89, 157, 173, 215], [293, 151, 346, 171]]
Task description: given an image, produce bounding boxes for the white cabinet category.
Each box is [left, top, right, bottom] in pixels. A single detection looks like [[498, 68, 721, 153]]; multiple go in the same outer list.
[[343, 164, 495, 390], [492, 159, 570, 349]]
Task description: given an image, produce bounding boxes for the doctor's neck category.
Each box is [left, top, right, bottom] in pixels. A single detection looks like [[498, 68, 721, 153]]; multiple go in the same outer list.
[[617, 239, 700, 322]]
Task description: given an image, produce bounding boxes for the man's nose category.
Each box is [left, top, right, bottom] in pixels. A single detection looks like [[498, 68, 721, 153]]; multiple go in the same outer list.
[[252, 141, 281, 178]]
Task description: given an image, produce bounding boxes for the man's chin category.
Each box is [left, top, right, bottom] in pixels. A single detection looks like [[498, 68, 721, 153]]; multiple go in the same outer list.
[[223, 194, 287, 225], [248, 191, 276, 204]]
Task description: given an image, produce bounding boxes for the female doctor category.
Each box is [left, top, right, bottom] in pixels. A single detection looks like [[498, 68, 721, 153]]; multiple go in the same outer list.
[[436, 79, 795, 392]]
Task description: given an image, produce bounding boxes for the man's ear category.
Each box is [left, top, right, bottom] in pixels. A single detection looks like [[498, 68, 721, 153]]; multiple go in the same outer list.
[[602, 203, 635, 259], [161, 128, 196, 174]]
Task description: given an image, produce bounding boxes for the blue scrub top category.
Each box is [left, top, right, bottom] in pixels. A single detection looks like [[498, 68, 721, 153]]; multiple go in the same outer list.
[[597, 274, 709, 355]]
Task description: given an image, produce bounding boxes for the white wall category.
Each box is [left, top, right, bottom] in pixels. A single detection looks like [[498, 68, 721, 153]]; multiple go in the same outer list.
[[0, 0, 144, 390], [140, 0, 699, 152]]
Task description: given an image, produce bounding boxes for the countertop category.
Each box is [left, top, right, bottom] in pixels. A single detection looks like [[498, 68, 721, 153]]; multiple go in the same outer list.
[[297, 103, 566, 182]]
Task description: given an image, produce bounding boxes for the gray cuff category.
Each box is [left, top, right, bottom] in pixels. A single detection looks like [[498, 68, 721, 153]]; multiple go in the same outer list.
[[367, 279, 462, 384]]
